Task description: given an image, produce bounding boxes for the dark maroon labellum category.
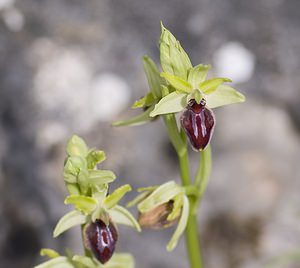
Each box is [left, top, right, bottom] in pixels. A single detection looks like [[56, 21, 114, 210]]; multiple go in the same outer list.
[[85, 219, 118, 264], [180, 99, 215, 151]]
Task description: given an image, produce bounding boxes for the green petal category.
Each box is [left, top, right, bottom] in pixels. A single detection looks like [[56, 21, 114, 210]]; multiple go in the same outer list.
[[103, 184, 132, 209], [161, 72, 192, 93], [132, 92, 155, 109], [187, 64, 211, 88], [138, 181, 183, 213], [34, 256, 74, 268], [64, 195, 98, 214], [160, 23, 192, 80], [66, 135, 88, 157], [53, 210, 87, 238], [86, 150, 106, 169], [166, 195, 189, 251], [143, 56, 164, 98], [88, 170, 116, 185], [40, 248, 60, 259], [150, 92, 187, 117], [112, 105, 155, 127], [109, 205, 141, 232], [199, 77, 232, 94], [205, 85, 246, 108]]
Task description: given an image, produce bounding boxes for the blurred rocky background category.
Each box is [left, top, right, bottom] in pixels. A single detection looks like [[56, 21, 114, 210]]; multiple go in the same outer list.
[[0, 0, 300, 267]]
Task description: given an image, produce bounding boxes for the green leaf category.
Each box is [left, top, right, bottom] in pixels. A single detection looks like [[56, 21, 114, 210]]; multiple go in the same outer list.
[[64, 195, 98, 214], [105, 253, 135, 268], [138, 181, 183, 213], [72, 256, 97, 268], [199, 77, 232, 94], [132, 92, 155, 109], [103, 184, 132, 209], [66, 135, 88, 157], [40, 248, 60, 259], [143, 56, 164, 98], [112, 105, 155, 127], [150, 92, 187, 117], [34, 256, 74, 268], [53, 210, 87, 237], [205, 85, 246, 108], [88, 170, 116, 185], [187, 64, 211, 88], [86, 150, 106, 169], [160, 23, 192, 80], [109, 205, 141, 232], [167, 195, 189, 251], [161, 72, 192, 93]]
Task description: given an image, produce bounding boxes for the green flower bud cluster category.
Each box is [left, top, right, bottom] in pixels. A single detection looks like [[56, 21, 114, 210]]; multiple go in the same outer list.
[[35, 135, 140, 268]]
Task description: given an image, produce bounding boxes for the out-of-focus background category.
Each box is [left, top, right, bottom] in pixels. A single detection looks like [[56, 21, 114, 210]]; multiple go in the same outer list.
[[0, 0, 300, 267]]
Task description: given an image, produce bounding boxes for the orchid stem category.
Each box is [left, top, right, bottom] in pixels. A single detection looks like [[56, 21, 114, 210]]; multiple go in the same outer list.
[[163, 114, 204, 268]]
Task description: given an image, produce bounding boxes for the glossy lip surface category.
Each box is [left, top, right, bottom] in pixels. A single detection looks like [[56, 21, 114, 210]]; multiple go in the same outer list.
[[180, 99, 215, 151], [85, 219, 118, 264]]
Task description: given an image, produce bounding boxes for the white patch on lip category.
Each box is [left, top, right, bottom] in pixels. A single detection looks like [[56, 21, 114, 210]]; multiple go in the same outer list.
[[213, 42, 255, 84]]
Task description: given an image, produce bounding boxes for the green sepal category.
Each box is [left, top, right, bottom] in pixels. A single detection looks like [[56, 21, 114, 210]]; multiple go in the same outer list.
[[40, 248, 60, 259], [160, 23, 192, 80], [166, 195, 189, 251], [72, 256, 97, 268], [53, 210, 87, 238], [91, 207, 110, 224], [66, 183, 81, 195], [126, 190, 152, 208], [187, 64, 211, 88], [86, 150, 106, 169], [150, 92, 187, 117], [187, 89, 203, 104], [88, 170, 116, 185], [143, 56, 164, 98], [34, 256, 74, 268], [167, 193, 183, 221], [137, 181, 183, 213], [103, 184, 132, 209], [199, 77, 232, 94], [112, 105, 155, 127], [161, 72, 192, 93], [109, 205, 141, 232], [77, 168, 89, 195], [63, 156, 87, 183], [92, 184, 109, 204], [205, 85, 246, 108], [105, 253, 135, 268], [64, 195, 98, 214], [132, 92, 155, 109], [66, 135, 88, 157]]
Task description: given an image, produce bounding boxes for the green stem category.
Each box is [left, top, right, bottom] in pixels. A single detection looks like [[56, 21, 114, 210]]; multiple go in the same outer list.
[[163, 114, 203, 268], [185, 208, 203, 268], [195, 145, 212, 197]]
